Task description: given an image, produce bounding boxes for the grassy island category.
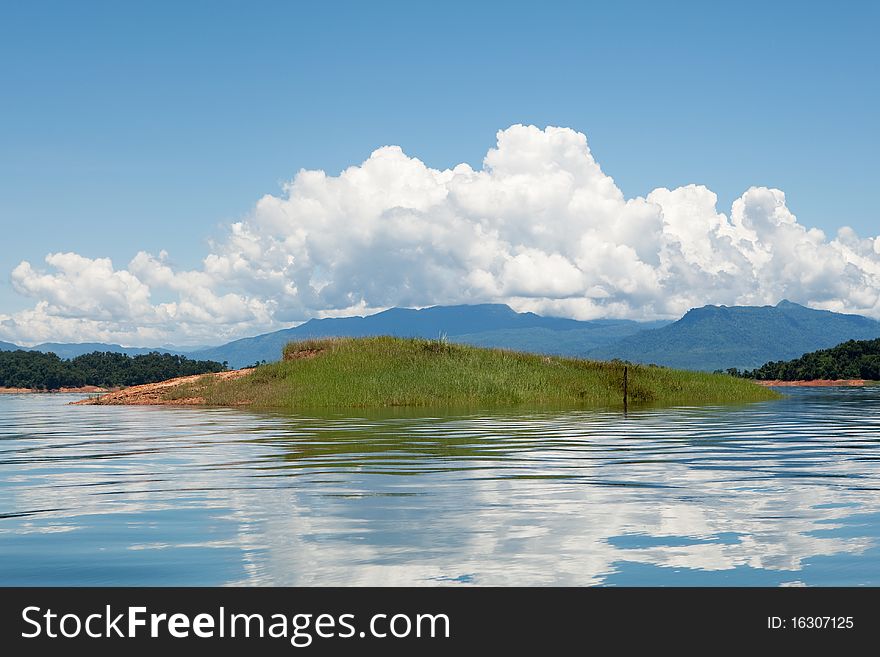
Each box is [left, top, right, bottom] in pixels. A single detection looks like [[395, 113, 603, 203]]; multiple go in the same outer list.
[[157, 336, 778, 409]]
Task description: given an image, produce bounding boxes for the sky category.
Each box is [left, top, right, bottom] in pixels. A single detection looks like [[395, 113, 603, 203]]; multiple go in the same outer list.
[[0, 0, 878, 346]]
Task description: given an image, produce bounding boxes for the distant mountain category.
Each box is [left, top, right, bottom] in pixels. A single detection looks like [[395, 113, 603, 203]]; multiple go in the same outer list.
[[0, 340, 179, 359], [454, 323, 668, 357], [25, 343, 181, 359], [9, 300, 875, 372], [589, 300, 880, 371], [190, 304, 669, 368]]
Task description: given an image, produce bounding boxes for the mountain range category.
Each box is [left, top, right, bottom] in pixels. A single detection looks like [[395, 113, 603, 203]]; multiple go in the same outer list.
[[587, 300, 880, 370], [0, 341, 180, 360], [187, 304, 668, 367], [3, 300, 880, 371]]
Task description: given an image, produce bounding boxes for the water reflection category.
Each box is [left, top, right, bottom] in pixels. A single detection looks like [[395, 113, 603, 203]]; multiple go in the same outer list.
[[1, 388, 879, 586]]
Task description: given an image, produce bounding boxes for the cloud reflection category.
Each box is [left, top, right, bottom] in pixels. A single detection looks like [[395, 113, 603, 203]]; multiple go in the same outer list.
[[2, 390, 880, 585]]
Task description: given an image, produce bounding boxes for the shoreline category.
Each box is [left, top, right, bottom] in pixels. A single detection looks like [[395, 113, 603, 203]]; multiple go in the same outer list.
[[8, 376, 869, 399], [756, 379, 870, 387], [72, 369, 252, 406]]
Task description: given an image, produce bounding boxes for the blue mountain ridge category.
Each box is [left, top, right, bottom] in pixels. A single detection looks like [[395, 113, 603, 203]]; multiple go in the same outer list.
[[587, 300, 880, 371], [4, 301, 879, 372], [0, 342, 181, 359], [188, 304, 665, 368]]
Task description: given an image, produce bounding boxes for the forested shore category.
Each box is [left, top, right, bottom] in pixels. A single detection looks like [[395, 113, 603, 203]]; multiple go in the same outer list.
[[0, 350, 226, 390], [728, 338, 880, 381]]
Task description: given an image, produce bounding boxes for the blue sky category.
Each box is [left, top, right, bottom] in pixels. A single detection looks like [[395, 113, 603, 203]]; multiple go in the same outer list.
[[0, 1, 878, 344]]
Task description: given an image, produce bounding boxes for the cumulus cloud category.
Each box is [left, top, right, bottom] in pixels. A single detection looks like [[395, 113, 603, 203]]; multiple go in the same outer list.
[[2, 124, 880, 346]]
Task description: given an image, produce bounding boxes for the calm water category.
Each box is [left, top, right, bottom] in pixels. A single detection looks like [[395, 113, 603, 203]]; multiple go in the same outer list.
[[2, 388, 880, 586]]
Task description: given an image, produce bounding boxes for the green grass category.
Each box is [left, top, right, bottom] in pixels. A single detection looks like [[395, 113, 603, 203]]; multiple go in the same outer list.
[[165, 336, 780, 410]]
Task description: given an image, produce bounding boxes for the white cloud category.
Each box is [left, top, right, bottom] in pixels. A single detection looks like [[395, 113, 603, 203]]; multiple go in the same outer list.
[[2, 124, 880, 346]]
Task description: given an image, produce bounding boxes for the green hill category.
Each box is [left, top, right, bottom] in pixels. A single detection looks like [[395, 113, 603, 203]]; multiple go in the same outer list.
[[163, 337, 778, 409]]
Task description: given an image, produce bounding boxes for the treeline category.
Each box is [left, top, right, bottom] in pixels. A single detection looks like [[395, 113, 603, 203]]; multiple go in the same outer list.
[[0, 350, 226, 390], [726, 338, 880, 381]]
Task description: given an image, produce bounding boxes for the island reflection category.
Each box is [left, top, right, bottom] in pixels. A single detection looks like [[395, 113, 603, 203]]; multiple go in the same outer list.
[[2, 387, 879, 586]]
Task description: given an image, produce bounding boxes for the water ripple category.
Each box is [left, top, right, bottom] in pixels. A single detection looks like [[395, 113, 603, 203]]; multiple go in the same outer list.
[[1, 388, 880, 585]]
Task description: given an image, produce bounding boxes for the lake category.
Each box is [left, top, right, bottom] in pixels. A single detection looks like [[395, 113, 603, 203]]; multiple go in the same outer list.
[[2, 387, 879, 586]]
